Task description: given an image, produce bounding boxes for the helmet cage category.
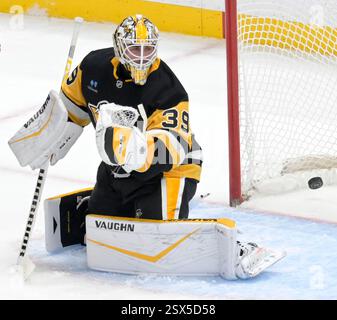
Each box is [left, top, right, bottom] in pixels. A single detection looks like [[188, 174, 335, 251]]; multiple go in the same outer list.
[[116, 36, 158, 71], [113, 15, 159, 84]]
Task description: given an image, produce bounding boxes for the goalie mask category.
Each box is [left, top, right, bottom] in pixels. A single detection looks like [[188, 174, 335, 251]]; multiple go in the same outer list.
[[113, 15, 159, 85]]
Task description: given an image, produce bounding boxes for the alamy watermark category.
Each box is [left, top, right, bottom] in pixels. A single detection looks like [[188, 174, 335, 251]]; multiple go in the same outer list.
[[9, 5, 25, 30]]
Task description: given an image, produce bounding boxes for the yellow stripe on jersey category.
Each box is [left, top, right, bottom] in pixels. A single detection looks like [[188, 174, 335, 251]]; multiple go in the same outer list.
[[149, 58, 161, 74], [135, 100, 202, 181], [136, 134, 202, 181], [165, 177, 183, 220], [111, 57, 120, 80], [61, 66, 87, 108], [60, 90, 90, 127], [147, 101, 192, 147], [149, 130, 183, 168], [112, 127, 133, 165], [67, 110, 91, 127], [136, 135, 156, 173], [164, 164, 201, 182]]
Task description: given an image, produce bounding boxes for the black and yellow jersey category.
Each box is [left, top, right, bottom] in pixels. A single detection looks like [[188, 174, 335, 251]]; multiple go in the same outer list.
[[61, 47, 202, 182]]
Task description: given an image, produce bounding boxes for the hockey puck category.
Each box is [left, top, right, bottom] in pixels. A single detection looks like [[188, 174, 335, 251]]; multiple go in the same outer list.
[[308, 177, 323, 190]]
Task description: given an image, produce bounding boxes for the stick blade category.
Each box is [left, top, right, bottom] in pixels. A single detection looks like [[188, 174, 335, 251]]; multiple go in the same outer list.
[[16, 256, 36, 281]]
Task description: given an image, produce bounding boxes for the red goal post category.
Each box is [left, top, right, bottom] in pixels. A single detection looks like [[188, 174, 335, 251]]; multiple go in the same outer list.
[[225, 0, 242, 207], [225, 0, 337, 207]]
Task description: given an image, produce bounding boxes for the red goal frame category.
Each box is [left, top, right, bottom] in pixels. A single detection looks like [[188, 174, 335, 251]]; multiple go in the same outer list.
[[225, 0, 242, 207]]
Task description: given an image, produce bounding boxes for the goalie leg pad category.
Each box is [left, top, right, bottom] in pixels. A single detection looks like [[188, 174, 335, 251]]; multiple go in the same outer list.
[[86, 215, 238, 278], [44, 188, 93, 253], [86, 215, 286, 280]]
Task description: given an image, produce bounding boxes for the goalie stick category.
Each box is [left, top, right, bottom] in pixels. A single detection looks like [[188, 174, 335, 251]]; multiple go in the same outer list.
[[16, 17, 84, 280]]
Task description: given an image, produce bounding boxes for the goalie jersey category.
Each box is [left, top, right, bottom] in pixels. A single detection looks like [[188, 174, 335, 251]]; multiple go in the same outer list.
[[61, 47, 202, 182]]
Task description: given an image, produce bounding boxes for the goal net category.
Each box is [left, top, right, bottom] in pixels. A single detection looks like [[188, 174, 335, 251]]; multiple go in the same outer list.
[[226, 0, 337, 204]]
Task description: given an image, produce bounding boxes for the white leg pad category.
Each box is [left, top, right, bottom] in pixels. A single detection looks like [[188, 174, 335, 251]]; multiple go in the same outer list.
[[86, 215, 238, 279]]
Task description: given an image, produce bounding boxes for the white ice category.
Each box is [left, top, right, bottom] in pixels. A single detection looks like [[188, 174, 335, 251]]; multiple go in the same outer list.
[[0, 13, 337, 300]]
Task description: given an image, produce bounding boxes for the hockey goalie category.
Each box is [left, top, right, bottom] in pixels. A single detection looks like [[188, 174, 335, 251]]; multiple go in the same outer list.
[[8, 15, 285, 280]]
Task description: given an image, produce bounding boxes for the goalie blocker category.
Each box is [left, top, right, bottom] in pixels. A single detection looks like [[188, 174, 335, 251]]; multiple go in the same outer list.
[[45, 189, 285, 280], [8, 90, 83, 170]]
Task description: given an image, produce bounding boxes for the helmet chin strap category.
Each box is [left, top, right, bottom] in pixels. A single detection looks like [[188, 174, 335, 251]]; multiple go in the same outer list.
[[130, 67, 150, 85], [118, 61, 149, 85]]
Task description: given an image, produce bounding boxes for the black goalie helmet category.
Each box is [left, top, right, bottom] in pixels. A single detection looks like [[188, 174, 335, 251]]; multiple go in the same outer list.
[[113, 14, 159, 85]]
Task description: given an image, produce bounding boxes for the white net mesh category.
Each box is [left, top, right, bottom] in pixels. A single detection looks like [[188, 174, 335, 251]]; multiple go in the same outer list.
[[111, 107, 139, 128], [99, 104, 139, 128], [237, 0, 337, 198]]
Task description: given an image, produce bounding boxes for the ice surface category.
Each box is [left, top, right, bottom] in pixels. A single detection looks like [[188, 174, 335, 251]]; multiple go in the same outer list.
[[0, 13, 336, 300]]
